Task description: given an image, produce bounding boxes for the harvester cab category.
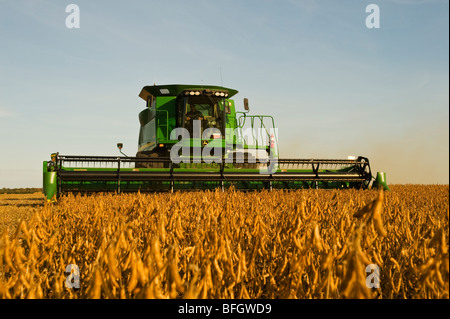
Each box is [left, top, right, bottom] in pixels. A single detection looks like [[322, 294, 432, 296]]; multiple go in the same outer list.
[[135, 84, 276, 167], [43, 84, 390, 201]]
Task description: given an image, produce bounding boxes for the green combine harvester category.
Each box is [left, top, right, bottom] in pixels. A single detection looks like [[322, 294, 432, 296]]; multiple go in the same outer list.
[[43, 84, 389, 201]]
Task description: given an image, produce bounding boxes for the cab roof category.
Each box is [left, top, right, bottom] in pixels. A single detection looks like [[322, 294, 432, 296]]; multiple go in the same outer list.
[[139, 84, 239, 101]]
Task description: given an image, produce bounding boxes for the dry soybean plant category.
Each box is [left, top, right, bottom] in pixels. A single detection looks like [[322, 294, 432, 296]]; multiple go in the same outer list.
[[0, 185, 448, 299]]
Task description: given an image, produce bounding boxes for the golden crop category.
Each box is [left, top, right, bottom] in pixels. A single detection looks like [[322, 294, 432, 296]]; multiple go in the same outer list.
[[0, 185, 448, 299]]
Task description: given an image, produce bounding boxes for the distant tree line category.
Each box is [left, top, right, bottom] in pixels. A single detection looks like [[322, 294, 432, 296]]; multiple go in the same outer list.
[[0, 188, 43, 194]]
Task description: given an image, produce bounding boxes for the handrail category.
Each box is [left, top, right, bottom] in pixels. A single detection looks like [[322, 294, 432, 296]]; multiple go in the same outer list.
[[236, 114, 278, 154]]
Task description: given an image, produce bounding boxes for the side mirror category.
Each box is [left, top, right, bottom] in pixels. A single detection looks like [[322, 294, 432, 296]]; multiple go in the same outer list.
[[243, 98, 249, 111], [147, 96, 154, 108], [117, 143, 128, 157]]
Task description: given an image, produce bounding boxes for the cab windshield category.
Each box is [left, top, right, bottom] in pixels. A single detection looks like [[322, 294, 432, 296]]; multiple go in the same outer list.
[[178, 96, 224, 137]]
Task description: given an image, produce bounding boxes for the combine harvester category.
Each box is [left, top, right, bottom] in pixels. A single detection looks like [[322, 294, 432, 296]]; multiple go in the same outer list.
[[43, 84, 389, 201]]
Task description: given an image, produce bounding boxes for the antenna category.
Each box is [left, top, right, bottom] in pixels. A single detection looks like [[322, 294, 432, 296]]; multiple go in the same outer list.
[[220, 66, 223, 86]]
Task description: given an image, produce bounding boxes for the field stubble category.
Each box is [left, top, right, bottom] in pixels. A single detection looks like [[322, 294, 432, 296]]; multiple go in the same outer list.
[[0, 185, 448, 299]]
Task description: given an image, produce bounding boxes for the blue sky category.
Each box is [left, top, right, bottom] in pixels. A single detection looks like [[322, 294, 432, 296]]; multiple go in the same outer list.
[[0, 0, 448, 187]]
